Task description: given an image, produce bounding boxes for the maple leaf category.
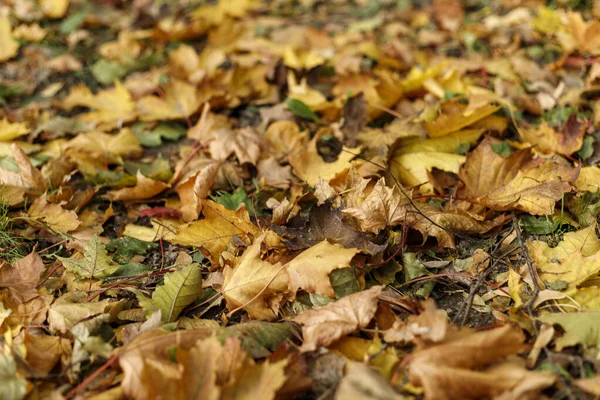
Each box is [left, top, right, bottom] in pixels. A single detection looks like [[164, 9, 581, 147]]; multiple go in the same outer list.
[[106, 171, 169, 201], [292, 285, 383, 351], [208, 127, 262, 165], [222, 233, 289, 320], [343, 179, 410, 234], [527, 225, 600, 293], [0, 250, 45, 303], [520, 117, 586, 156], [459, 137, 578, 214], [286, 240, 359, 298], [150, 263, 204, 323], [137, 78, 202, 121], [58, 235, 117, 279], [27, 194, 81, 234], [288, 134, 359, 187], [164, 199, 260, 264], [539, 311, 600, 352], [61, 82, 136, 130]]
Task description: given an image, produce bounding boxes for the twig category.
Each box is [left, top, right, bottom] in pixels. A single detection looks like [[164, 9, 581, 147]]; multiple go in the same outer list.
[[64, 353, 119, 399], [514, 218, 540, 321]]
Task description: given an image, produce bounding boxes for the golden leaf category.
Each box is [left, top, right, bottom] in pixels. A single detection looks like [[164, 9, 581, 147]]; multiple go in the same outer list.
[[0, 16, 19, 62], [223, 233, 289, 320], [106, 171, 169, 201], [137, 78, 202, 121], [0, 119, 28, 142]]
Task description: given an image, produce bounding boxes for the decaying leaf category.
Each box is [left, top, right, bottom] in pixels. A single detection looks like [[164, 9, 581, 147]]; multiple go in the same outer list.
[[293, 285, 383, 351]]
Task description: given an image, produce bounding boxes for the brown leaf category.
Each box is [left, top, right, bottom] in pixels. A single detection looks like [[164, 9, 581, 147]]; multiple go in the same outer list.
[[209, 127, 262, 165], [12, 144, 47, 191], [293, 285, 383, 351], [520, 116, 586, 156], [271, 204, 385, 254], [341, 93, 367, 147], [0, 250, 45, 303], [343, 179, 410, 234], [459, 137, 578, 214], [27, 194, 81, 233]]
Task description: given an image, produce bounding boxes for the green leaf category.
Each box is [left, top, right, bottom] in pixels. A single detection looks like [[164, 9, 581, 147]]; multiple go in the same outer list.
[[59, 7, 88, 34], [285, 98, 320, 122], [151, 263, 204, 323], [124, 156, 173, 182], [113, 262, 152, 277], [539, 311, 600, 351], [0, 354, 26, 400], [58, 235, 118, 279], [90, 59, 128, 85], [403, 252, 434, 298], [577, 136, 594, 160], [135, 123, 187, 147], [330, 268, 360, 298], [521, 215, 559, 235], [214, 187, 256, 216], [490, 141, 512, 157], [222, 321, 295, 358], [107, 237, 158, 264]]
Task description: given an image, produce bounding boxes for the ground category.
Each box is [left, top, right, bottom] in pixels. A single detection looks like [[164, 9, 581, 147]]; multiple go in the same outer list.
[[1, 0, 600, 399]]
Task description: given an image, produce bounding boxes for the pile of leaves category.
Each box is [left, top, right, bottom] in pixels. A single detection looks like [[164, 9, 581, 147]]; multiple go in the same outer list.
[[2, 0, 600, 398]]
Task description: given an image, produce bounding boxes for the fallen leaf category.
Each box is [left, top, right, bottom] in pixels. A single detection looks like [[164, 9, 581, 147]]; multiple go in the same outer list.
[[48, 292, 109, 333], [0, 354, 26, 400], [106, 171, 169, 201], [287, 240, 359, 298], [0, 119, 28, 142], [0, 250, 45, 303], [28, 194, 81, 234], [520, 117, 586, 156], [424, 104, 500, 137], [0, 16, 19, 62], [335, 361, 406, 400], [343, 179, 409, 234], [289, 135, 359, 187], [292, 285, 383, 351], [150, 263, 203, 322], [58, 235, 117, 279], [39, 0, 69, 18], [61, 82, 136, 130], [137, 78, 202, 121], [574, 376, 600, 396], [539, 311, 600, 352], [223, 233, 289, 320], [459, 137, 578, 214]]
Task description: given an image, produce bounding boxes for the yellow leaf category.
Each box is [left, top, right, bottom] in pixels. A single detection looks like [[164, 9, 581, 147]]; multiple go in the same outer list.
[[508, 268, 524, 307], [137, 78, 202, 121], [106, 171, 169, 202], [0, 16, 19, 62], [393, 129, 483, 155], [283, 46, 325, 70], [528, 225, 600, 293], [165, 200, 260, 263], [532, 6, 561, 34], [151, 263, 203, 322], [331, 337, 400, 379], [520, 120, 585, 156], [289, 135, 359, 187], [459, 137, 578, 214], [12, 143, 47, 191], [0, 119, 28, 142], [38, 0, 69, 18], [61, 82, 136, 130], [287, 240, 359, 298], [221, 359, 288, 400], [424, 104, 500, 137], [27, 194, 81, 233], [390, 151, 465, 193], [574, 166, 600, 193], [223, 233, 289, 320]]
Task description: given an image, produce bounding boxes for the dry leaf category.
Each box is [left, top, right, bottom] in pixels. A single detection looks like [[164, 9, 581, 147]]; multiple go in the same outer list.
[[107, 171, 169, 201], [293, 285, 383, 351]]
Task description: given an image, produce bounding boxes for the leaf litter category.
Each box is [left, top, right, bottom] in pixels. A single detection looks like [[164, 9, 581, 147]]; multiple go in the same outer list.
[[2, 0, 600, 399]]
